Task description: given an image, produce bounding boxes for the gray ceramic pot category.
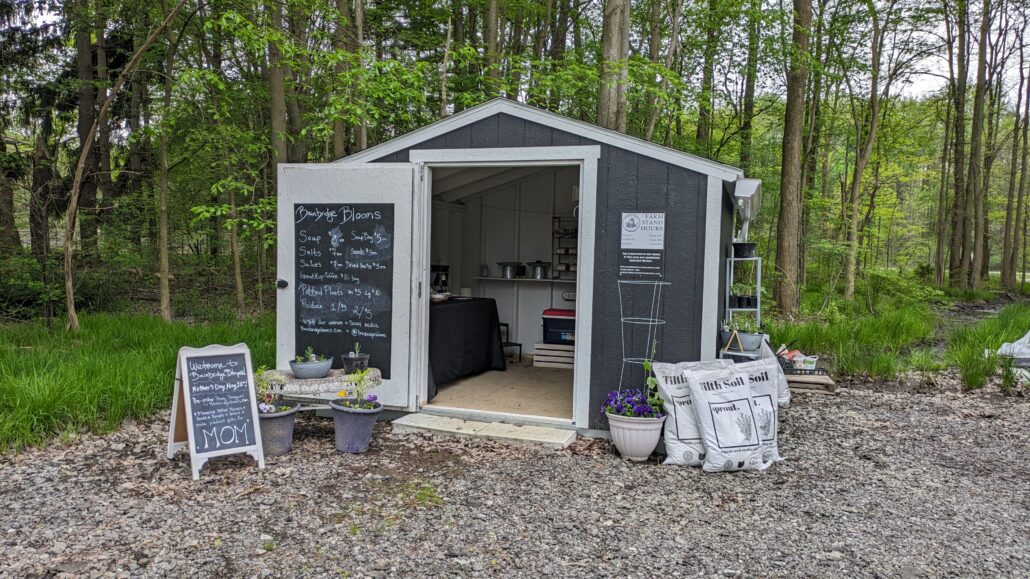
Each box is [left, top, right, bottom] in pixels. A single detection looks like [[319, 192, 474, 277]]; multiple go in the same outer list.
[[258, 403, 300, 456], [329, 399, 383, 454], [289, 358, 332, 379], [738, 332, 764, 351]]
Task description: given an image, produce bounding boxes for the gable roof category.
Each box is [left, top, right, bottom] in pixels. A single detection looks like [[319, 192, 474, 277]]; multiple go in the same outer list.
[[335, 98, 745, 182]]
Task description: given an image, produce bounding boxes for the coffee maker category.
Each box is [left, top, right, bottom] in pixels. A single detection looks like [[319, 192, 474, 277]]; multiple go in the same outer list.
[[431, 264, 450, 293]]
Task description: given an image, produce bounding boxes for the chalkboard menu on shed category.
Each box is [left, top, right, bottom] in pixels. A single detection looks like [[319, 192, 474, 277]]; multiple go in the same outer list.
[[294, 203, 395, 378], [166, 344, 264, 480]]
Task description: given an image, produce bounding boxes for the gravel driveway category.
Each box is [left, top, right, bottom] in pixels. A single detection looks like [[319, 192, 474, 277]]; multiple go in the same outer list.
[[1, 387, 1027, 578]]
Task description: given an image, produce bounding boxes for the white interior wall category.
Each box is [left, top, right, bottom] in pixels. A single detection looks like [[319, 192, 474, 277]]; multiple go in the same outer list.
[[429, 166, 579, 354]]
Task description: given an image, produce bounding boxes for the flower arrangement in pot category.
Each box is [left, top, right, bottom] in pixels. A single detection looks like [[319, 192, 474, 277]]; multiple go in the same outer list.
[[341, 342, 370, 374], [603, 360, 666, 461], [328, 368, 382, 454], [255, 367, 301, 457], [290, 346, 333, 379]]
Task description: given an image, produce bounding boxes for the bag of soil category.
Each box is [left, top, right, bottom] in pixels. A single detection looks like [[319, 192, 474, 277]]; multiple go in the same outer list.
[[731, 358, 785, 464], [653, 360, 733, 466], [685, 368, 771, 473]]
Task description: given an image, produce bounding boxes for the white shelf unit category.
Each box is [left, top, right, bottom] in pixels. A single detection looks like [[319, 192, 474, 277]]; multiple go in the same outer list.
[[724, 256, 761, 327], [475, 277, 576, 284]]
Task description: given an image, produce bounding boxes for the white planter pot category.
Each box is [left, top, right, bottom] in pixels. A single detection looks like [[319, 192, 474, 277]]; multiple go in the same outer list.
[[606, 413, 666, 461]]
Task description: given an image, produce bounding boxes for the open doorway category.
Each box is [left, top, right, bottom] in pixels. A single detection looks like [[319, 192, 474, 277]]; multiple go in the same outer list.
[[422, 164, 580, 421]]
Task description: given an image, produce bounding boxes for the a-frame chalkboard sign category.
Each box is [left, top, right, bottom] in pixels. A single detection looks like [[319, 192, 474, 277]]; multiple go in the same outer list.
[[166, 344, 265, 480]]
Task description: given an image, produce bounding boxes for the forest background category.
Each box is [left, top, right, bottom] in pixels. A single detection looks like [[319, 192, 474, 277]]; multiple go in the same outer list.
[[2, 0, 1029, 322]]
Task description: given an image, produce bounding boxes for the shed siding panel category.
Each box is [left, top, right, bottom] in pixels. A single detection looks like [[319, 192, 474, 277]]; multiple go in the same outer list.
[[367, 112, 718, 430]]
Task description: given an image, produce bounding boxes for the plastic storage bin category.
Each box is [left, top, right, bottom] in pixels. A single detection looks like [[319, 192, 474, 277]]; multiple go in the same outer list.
[[543, 309, 576, 345]]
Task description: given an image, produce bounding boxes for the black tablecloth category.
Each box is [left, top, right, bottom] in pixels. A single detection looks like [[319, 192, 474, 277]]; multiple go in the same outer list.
[[428, 297, 506, 401]]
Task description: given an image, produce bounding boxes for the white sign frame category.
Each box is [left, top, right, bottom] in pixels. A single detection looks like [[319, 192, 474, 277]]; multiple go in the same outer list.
[[166, 343, 265, 480], [276, 163, 416, 409]]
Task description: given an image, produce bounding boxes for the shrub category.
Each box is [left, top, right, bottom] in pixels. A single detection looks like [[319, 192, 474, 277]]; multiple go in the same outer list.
[[945, 304, 1030, 389]]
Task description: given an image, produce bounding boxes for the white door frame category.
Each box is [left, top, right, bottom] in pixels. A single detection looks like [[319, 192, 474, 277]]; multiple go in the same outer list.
[[409, 146, 601, 429]]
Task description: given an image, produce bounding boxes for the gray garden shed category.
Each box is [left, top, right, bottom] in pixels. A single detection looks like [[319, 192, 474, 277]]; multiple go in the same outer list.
[[276, 98, 761, 432]]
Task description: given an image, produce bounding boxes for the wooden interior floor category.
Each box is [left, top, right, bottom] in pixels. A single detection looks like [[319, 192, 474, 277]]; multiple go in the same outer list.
[[427, 361, 574, 419]]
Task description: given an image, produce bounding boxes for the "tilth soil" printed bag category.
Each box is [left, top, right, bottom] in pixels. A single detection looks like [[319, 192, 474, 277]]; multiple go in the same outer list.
[[685, 368, 772, 473], [732, 358, 784, 464], [653, 360, 733, 466]]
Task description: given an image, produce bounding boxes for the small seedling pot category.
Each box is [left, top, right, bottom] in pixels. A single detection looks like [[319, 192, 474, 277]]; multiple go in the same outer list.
[[289, 358, 332, 379], [258, 403, 300, 457], [329, 398, 383, 454], [341, 353, 370, 374]]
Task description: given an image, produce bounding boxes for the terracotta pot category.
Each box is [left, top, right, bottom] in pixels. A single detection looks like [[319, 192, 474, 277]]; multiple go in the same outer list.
[[606, 413, 666, 461]]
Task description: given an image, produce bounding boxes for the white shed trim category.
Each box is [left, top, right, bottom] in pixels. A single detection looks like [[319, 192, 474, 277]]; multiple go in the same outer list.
[[701, 176, 723, 360], [337, 99, 743, 182]]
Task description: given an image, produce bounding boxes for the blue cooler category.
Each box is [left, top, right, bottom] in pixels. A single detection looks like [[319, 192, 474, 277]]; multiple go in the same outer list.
[[543, 309, 576, 345]]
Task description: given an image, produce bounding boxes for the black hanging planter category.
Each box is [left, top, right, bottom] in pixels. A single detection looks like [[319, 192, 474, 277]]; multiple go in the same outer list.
[[733, 242, 757, 258]]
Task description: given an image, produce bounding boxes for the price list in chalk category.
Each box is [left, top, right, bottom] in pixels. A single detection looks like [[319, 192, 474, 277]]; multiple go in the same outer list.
[[294, 203, 394, 377], [185, 353, 255, 453]]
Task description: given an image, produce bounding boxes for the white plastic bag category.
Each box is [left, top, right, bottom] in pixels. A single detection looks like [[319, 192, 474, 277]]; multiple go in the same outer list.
[[761, 341, 791, 407], [686, 368, 771, 473], [653, 360, 733, 466], [732, 357, 785, 464]]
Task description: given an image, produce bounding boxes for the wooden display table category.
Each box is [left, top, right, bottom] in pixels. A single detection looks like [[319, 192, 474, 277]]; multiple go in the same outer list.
[[262, 368, 382, 408]]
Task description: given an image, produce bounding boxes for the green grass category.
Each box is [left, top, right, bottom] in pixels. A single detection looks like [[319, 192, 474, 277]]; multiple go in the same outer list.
[[945, 303, 1030, 389], [768, 305, 938, 378], [0, 313, 274, 452]]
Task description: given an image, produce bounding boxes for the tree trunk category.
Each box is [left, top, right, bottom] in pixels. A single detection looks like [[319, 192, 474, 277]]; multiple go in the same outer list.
[[1012, 62, 1030, 290], [966, 0, 990, 289], [332, 0, 355, 158], [230, 189, 245, 313], [440, 16, 453, 116], [354, 0, 367, 151], [96, 7, 114, 227], [935, 100, 953, 286], [739, 0, 759, 172], [158, 21, 177, 322], [74, 0, 99, 259], [645, 0, 682, 141], [486, 0, 501, 93], [0, 150, 19, 255], [269, 0, 288, 173], [597, 0, 630, 132], [30, 117, 54, 266], [695, 0, 719, 155], [773, 0, 811, 317], [1001, 38, 1024, 289], [947, 0, 969, 287]]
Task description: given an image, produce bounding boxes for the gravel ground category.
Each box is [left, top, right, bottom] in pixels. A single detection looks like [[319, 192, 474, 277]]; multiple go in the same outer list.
[[1, 387, 1028, 578]]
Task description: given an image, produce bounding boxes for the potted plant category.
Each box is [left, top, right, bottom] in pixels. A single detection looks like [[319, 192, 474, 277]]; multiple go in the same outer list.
[[730, 282, 756, 308], [725, 317, 764, 352], [255, 367, 300, 457], [329, 368, 382, 454], [290, 346, 332, 379], [341, 341, 370, 374], [602, 360, 666, 461]]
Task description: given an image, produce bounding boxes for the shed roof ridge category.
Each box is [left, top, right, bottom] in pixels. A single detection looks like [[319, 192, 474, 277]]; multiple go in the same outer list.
[[334, 98, 745, 180]]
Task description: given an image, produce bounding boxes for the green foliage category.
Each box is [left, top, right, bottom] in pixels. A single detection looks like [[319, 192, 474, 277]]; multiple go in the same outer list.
[[0, 313, 274, 452], [769, 304, 937, 378], [946, 304, 1030, 389]]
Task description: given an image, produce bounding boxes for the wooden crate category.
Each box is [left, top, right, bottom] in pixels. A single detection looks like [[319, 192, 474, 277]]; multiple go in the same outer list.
[[533, 342, 575, 369]]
